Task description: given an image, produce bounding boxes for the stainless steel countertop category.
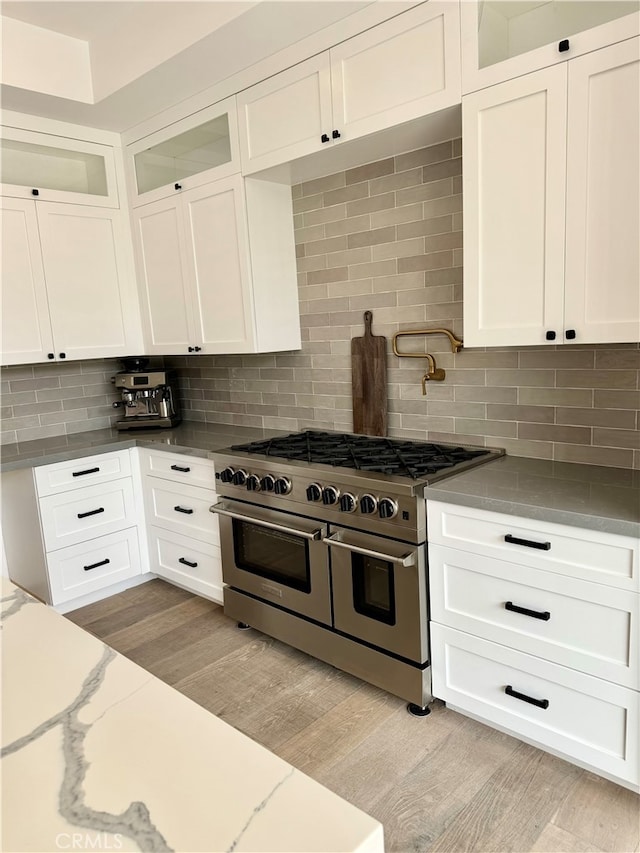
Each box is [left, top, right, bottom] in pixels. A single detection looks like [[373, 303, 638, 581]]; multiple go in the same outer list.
[[424, 454, 640, 538]]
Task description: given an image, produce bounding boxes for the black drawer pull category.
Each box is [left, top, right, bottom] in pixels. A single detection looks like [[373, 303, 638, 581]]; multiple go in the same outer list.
[[505, 601, 551, 621], [504, 534, 551, 551], [178, 557, 198, 568], [174, 505, 194, 514], [72, 467, 100, 477], [84, 558, 110, 572], [505, 685, 549, 710], [77, 507, 105, 519], [171, 465, 191, 473]]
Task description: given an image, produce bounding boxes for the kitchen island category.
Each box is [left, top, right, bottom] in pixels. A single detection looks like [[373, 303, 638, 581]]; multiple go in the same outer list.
[[1, 578, 384, 853]]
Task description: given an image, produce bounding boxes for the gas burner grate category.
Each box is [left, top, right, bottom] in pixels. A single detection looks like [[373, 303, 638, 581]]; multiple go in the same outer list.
[[231, 431, 490, 480]]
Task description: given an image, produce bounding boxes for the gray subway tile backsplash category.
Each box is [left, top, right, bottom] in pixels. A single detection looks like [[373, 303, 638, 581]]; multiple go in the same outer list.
[[2, 140, 639, 468]]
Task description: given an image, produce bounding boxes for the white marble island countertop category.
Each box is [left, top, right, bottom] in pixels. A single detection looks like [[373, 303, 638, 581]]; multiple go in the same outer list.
[[1, 580, 384, 853]]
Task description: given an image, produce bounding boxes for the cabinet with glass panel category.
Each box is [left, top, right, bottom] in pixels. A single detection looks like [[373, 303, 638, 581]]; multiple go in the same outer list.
[[126, 97, 240, 207], [0, 126, 119, 207], [461, 0, 639, 93]]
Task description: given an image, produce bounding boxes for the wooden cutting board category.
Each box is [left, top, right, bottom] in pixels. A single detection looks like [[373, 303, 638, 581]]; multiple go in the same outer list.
[[351, 310, 387, 436]]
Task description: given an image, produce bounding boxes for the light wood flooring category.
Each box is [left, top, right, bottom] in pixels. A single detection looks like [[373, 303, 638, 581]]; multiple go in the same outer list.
[[67, 580, 640, 853]]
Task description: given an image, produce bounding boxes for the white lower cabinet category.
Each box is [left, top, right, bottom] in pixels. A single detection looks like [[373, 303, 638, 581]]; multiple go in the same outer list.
[[147, 527, 222, 602], [428, 500, 640, 792], [47, 528, 141, 606], [138, 448, 222, 604], [431, 624, 639, 790], [3, 449, 143, 611]]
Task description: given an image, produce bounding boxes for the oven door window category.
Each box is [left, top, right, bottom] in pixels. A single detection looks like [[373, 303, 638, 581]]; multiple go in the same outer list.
[[352, 553, 396, 626], [232, 519, 311, 593]]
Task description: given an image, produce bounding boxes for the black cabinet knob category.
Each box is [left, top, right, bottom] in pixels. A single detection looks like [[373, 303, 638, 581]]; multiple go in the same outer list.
[[545, 331, 556, 341], [31, 188, 40, 196], [59, 352, 66, 359], [565, 329, 576, 340], [47, 352, 55, 359], [320, 133, 330, 143], [194, 346, 202, 352], [175, 183, 182, 190], [332, 129, 341, 139], [558, 39, 570, 52], [188, 346, 194, 352]]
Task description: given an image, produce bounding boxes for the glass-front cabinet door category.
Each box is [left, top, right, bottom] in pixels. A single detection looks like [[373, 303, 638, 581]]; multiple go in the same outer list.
[[126, 97, 240, 206], [461, 0, 640, 92], [0, 127, 119, 207]]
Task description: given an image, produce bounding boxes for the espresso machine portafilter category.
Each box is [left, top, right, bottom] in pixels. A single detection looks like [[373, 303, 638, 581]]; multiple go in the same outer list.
[[111, 358, 181, 430]]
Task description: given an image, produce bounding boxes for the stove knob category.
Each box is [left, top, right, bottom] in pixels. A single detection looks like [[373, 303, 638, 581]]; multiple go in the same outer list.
[[378, 498, 398, 519], [220, 467, 235, 484], [274, 476, 292, 495], [246, 474, 261, 492], [359, 494, 378, 514], [306, 483, 322, 502], [339, 493, 357, 513], [322, 486, 340, 505], [260, 474, 275, 492], [232, 469, 247, 486]]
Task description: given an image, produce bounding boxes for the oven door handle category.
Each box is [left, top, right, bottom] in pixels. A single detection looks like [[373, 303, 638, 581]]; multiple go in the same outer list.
[[322, 532, 416, 567], [209, 502, 323, 541]]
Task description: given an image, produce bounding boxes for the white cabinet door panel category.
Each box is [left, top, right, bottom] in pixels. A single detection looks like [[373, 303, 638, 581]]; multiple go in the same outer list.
[[148, 526, 222, 603], [463, 66, 567, 347], [34, 450, 132, 497], [0, 198, 54, 364], [39, 479, 137, 552], [47, 527, 141, 606], [183, 177, 255, 353], [429, 543, 639, 688], [35, 203, 138, 360], [331, 2, 461, 140], [238, 53, 333, 175], [132, 197, 194, 354], [431, 623, 639, 789], [564, 37, 640, 344]]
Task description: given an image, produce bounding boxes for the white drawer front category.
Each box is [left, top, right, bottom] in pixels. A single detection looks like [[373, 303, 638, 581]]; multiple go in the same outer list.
[[148, 526, 222, 603], [431, 624, 639, 788], [427, 500, 639, 591], [35, 450, 132, 496], [47, 528, 141, 605], [430, 544, 639, 688], [143, 480, 218, 545], [139, 448, 215, 488], [39, 479, 137, 551]]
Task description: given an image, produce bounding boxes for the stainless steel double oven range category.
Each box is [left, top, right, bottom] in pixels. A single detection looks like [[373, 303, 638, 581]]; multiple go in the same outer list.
[[210, 431, 501, 713]]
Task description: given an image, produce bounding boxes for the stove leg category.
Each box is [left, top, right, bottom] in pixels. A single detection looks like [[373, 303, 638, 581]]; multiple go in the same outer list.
[[237, 622, 251, 630], [407, 702, 431, 717]]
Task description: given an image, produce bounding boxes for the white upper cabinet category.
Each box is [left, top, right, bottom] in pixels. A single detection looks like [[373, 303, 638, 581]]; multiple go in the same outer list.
[[1, 198, 141, 365], [0, 127, 119, 207], [463, 37, 640, 347], [237, 54, 333, 175], [132, 174, 300, 356], [238, 2, 461, 175], [126, 98, 240, 207], [564, 38, 640, 344], [462, 0, 640, 93], [1, 198, 54, 364]]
